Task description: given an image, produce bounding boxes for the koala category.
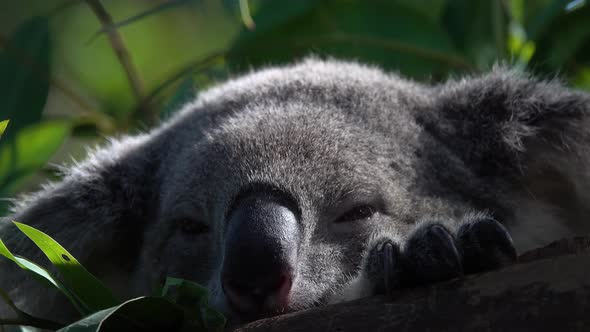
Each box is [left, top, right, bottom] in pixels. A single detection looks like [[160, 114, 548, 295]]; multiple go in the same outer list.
[[1, 58, 590, 326]]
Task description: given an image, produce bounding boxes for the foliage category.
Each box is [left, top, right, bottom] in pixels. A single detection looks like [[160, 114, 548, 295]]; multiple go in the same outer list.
[[0, 222, 225, 331], [0, 0, 589, 330]]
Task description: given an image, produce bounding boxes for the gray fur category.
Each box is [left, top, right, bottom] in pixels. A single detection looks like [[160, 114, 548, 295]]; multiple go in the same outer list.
[[1, 58, 590, 325]]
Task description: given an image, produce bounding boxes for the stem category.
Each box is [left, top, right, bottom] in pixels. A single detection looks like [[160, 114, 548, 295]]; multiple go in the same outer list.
[[139, 51, 225, 111], [239, 0, 255, 30], [84, 0, 154, 126]]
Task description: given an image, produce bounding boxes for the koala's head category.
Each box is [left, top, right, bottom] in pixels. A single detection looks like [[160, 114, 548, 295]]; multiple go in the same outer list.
[[137, 59, 490, 323]]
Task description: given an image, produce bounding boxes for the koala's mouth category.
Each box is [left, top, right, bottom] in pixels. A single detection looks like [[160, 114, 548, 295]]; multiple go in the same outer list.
[[221, 274, 298, 324], [221, 284, 333, 325]]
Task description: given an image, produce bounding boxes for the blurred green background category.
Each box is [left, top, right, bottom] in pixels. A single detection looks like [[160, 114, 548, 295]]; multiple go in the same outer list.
[[0, 0, 589, 215]]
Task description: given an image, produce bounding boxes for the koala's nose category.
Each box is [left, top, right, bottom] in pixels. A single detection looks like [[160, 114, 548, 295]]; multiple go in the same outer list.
[[221, 196, 299, 317]]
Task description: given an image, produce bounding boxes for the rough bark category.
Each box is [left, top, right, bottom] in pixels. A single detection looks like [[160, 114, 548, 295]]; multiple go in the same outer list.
[[232, 237, 590, 332]]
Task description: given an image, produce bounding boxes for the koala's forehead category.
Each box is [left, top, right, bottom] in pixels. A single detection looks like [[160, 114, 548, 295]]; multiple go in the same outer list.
[[195, 106, 390, 206], [159, 58, 434, 215]]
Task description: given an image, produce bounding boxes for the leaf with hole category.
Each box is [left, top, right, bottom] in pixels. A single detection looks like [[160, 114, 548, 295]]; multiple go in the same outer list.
[[13, 221, 120, 313]]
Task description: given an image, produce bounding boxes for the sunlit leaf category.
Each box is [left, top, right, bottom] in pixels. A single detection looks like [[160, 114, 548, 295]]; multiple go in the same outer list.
[[0, 121, 70, 194], [0, 16, 50, 143], [0, 120, 8, 138], [13, 222, 120, 313]]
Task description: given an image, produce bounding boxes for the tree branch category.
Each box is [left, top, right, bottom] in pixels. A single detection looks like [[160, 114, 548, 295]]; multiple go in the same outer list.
[[84, 0, 154, 126]]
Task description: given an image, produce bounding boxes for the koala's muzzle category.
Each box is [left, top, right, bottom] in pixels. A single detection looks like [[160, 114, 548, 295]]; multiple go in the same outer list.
[[221, 195, 299, 318]]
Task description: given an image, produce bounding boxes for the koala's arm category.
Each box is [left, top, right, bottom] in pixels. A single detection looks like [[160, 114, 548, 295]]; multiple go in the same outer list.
[[434, 69, 590, 248], [0, 135, 157, 322], [333, 69, 590, 302]]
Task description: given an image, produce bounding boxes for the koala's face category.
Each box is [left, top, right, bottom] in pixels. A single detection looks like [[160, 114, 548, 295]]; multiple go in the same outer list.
[[144, 92, 477, 323], [135, 61, 495, 324]]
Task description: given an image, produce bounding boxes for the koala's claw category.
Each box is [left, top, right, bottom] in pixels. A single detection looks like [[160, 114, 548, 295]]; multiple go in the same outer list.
[[457, 218, 518, 274], [381, 241, 397, 296], [370, 218, 517, 295], [403, 223, 463, 286]]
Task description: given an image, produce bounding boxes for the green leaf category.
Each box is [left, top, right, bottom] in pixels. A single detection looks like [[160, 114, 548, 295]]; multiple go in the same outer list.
[[60, 294, 223, 332], [0, 120, 8, 137], [162, 277, 226, 330], [201, 306, 226, 331], [0, 16, 51, 143], [97, 297, 185, 331], [0, 121, 70, 194], [523, 0, 566, 41], [0, 238, 88, 314], [58, 307, 117, 332], [529, 4, 590, 73], [161, 277, 209, 309], [13, 222, 120, 313], [392, 0, 447, 23], [441, 0, 509, 69], [228, 0, 468, 79], [160, 77, 195, 120]]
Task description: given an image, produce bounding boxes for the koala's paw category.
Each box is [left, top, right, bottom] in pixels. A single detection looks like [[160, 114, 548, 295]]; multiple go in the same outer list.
[[367, 218, 517, 296]]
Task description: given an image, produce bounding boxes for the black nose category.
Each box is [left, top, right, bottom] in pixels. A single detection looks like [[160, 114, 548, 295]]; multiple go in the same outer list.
[[221, 196, 299, 317]]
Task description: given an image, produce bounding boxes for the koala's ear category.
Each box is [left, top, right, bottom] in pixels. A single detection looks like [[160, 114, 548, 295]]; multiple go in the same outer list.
[[427, 67, 590, 179], [1, 134, 161, 273], [425, 68, 590, 242]]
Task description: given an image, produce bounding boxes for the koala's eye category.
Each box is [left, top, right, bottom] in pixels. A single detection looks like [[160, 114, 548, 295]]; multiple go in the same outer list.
[[335, 205, 376, 223], [178, 218, 210, 235]]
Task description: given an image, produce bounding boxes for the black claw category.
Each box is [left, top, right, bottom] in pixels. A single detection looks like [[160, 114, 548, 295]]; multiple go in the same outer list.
[[381, 241, 396, 296], [403, 223, 463, 286], [457, 218, 517, 274], [366, 239, 402, 295]]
